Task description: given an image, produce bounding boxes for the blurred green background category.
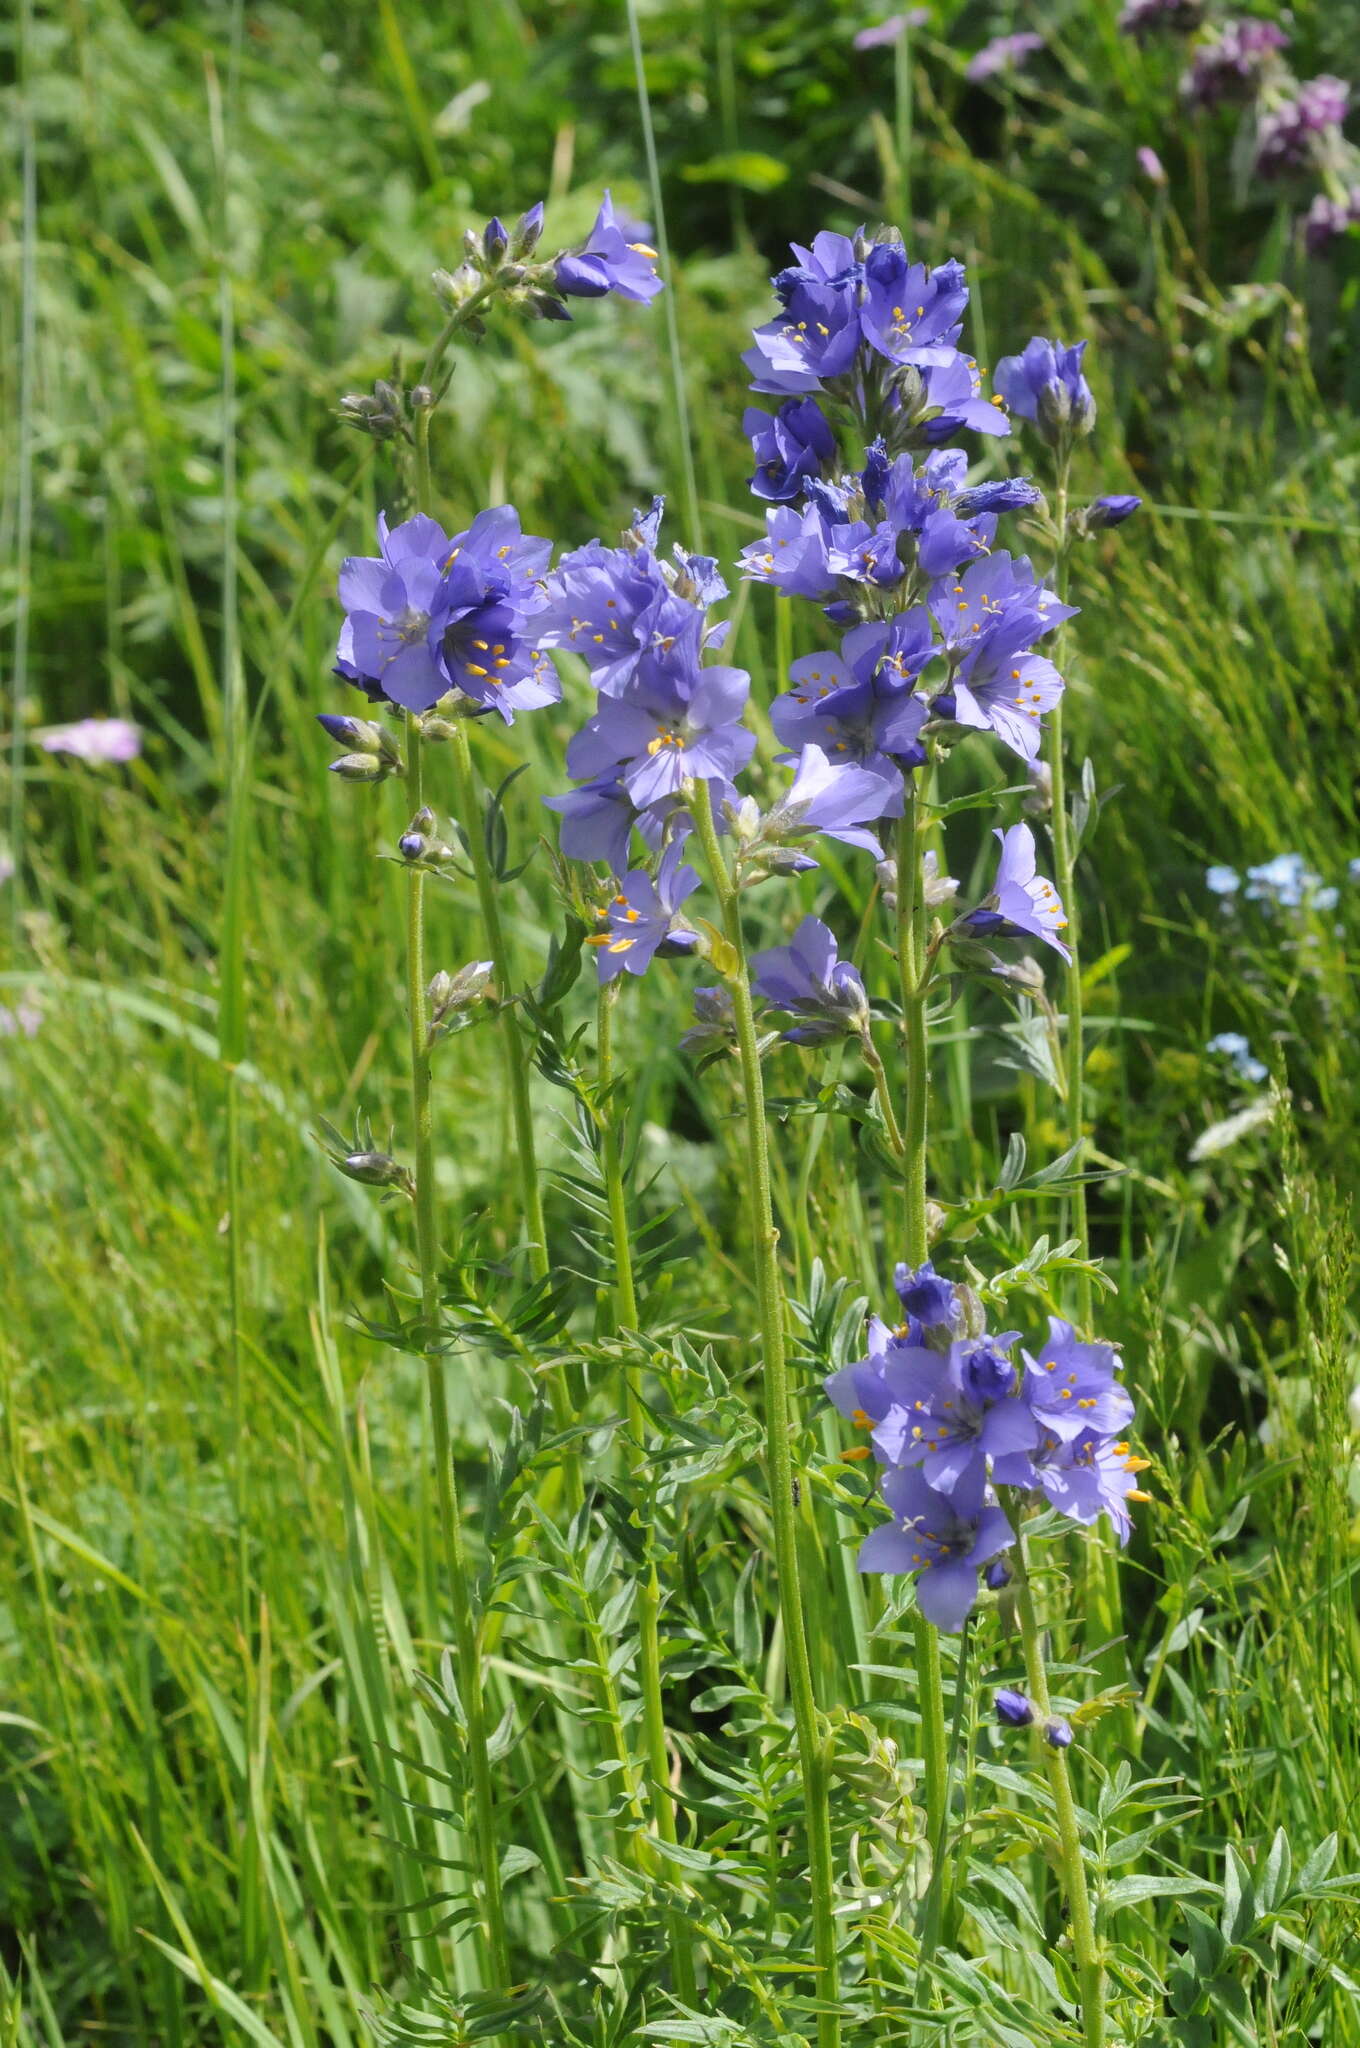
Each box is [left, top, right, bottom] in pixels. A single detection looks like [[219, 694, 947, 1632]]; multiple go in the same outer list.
[[2, 0, 1359, 2039]]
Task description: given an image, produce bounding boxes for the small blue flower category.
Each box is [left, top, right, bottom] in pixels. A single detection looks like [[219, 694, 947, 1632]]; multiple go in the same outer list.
[[1205, 864, 1241, 897], [1207, 1032, 1268, 1085], [757, 743, 901, 866], [565, 658, 755, 814]]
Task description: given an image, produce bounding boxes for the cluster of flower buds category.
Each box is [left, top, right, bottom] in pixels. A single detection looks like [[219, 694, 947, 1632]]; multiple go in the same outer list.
[[338, 378, 433, 444], [994, 1689, 1074, 1747], [397, 806, 460, 869], [431, 193, 663, 332], [318, 712, 404, 782], [426, 959, 495, 1049]]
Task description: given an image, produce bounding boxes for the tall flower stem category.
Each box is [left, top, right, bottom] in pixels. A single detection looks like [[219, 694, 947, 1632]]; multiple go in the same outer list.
[[893, 784, 950, 1950], [1044, 461, 1122, 1667], [402, 712, 511, 1994], [1008, 1517, 1106, 2048], [447, 720, 583, 1513], [690, 786, 840, 2048], [597, 982, 700, 2007], [1043, 459, 1091, 1334]]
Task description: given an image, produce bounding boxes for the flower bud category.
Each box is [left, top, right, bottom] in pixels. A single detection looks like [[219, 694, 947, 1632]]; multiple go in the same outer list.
[[524, 288, 572, 322], [399, 832, 429, 862], [1087, 493, 1142, 529], [463, 226, 482, 264], [1022, 758, 1053, 818], [512, 201, 545, 256], [995, 1688, 1035, 1728], [984, 1556, 1014, 1592], [922, 849, 959, 908], [330, 752, 391, 783], [1044, 1717, 1074, 1749], [482, 215, 509, 261], [318, 712, 384, 753], [337, 1150, 413, 1192], [410, 384, 434, 411], [409, 807, 436, 834]]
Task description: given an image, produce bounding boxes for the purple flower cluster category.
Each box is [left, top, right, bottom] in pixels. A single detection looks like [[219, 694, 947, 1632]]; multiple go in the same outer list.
[[1180, 19, 1288, 110], [827, 1271, 1144, 1629], [1118, 0, 1204, 37], [1254, 75, 1351, 180], [995, 337, 1096, 444], [335, 509, 557, 720]]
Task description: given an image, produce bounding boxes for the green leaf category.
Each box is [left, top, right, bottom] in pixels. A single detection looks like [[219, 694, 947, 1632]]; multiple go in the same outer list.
[[679, 151, 789, 192]]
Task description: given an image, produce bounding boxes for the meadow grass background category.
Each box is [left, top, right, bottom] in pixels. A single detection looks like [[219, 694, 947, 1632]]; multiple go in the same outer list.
[[3, 0, 1360, 2041]]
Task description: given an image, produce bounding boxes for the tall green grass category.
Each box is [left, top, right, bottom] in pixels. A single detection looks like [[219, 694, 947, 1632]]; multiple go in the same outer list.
[[2, 0, 1359, 2041]]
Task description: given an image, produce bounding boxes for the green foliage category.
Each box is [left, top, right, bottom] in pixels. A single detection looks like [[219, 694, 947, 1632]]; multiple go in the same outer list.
[[3, 1, 1360, 2044]]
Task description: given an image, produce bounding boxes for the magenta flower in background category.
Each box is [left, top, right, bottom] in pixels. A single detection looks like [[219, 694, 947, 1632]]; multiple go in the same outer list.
[[966, 31, 1043, 84], [0, 1000, 41, 1039], [1136, 146, 1167, 185], [40, 719, 142, 763], [1254, 76, 1351, 180], [1180, 19, 1288, 110], [853, 10, 928, 50]]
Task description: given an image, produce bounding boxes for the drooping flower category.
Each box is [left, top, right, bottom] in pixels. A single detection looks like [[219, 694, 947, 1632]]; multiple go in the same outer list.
[[870, 1333, 1039, 1492], [995, 336, 1096, 442], [751, 915, 871, 1043], [543, 773, 639, 872], [587, 840, 701, 983], [745, 398, 838, 502], [995, 1688, 1036, 1727], [554, 192, 664, 302], [680, 983, 736, 1053], [959, 825, 1071, 959], [755, 743, 901, 866], [892, 1260, 958, 1330], [565, 657, 755, 812], [966, 31, 1044, 82], [857, 1463, 1014, 1631], [40, 718, 142, 763]]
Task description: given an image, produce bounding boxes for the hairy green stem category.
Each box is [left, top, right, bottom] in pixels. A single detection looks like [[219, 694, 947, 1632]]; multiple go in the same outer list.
[[597, 983, 699, 2007], [447, 722, 583, 1509], [893, 789, 949, 1952], [404, 714, 511, 1993], [1044, 460, 1091, 1333], [1009, 1519, 1105, 2048], [1045, 460, 1123, 1676], [691, 786, 840, 2047]]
